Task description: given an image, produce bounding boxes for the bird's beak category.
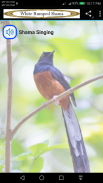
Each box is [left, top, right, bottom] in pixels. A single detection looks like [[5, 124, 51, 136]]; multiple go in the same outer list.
[[49, 50, 55, 57], [52, 50, 55, 54]]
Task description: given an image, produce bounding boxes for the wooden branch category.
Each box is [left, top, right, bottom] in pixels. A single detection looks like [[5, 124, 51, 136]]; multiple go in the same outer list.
[[11, 73, 103, 138], [4, 21, 12, 172]]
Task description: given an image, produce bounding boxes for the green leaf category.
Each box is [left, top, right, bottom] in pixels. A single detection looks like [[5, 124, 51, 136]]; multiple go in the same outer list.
[[11, 139, 25, 156], [20, 156, 34, 172], [86, 130, 103, 158], [38, 143, 69, 157], [29, 140, 49, 157], [29, 157, 44, 173], [12, 152, 32, 161]]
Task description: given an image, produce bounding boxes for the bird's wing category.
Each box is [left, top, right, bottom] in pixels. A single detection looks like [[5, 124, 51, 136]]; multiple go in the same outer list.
[[63, 74, 74, 84], [50, 66, 76, 107]]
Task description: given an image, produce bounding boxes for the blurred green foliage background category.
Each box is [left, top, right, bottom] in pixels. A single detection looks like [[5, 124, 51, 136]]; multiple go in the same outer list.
[[0, 21, 103, 172]]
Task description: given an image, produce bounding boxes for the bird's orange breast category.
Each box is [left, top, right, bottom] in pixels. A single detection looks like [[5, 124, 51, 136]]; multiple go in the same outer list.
[[34, 71, 69, 110]]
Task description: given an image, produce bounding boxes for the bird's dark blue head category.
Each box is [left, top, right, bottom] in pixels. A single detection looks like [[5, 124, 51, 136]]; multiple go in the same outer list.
[[38, 50, 55, 65], [33, 50, 55, 75]]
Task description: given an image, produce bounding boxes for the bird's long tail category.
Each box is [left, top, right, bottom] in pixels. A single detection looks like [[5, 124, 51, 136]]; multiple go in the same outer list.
[[62, 102, 90, 172]]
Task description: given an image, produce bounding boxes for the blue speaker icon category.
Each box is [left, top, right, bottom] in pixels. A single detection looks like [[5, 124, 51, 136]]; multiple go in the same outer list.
[[6, 28, 14, 36], [3, 25, 17, 39]]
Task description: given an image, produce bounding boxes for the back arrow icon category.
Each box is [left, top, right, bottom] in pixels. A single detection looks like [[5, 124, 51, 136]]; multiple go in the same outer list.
[[20, 175, 25, 181]]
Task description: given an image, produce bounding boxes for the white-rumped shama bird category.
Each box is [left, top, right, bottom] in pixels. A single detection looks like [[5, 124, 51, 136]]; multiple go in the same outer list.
[[33, 50, 90, 172]]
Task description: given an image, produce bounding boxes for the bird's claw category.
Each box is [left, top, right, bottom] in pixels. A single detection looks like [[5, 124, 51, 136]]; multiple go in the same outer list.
[[52, 95, 59, 105], [42, 102, 49, 110]]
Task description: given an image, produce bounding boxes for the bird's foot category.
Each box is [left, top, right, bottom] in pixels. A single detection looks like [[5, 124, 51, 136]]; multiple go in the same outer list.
[[52, 95, 59, 105], [42, 102, 49, 110]]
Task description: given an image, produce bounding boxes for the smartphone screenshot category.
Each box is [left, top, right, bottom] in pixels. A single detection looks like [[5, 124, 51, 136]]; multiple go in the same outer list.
[[0, 0, 103, 181]]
